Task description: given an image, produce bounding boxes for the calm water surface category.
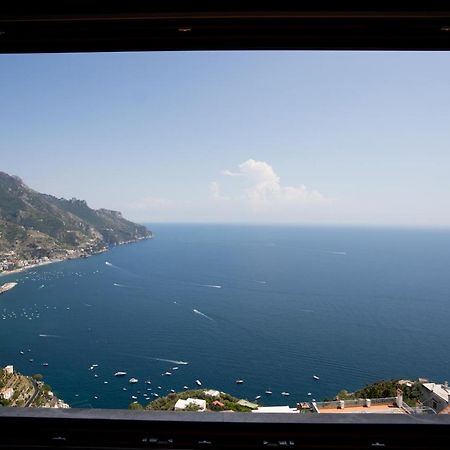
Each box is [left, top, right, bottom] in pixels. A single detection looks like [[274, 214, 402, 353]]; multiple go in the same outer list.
[[1, 224, 449, 408]]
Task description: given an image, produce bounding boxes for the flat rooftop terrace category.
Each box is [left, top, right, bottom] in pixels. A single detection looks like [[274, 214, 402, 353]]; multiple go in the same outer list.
[[317, 404, 406, 414]]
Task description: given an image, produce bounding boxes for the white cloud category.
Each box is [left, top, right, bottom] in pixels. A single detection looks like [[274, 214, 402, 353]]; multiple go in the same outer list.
[[221, 169, 242, 177], [129, 196, 172, 210], [221, 159, 325, 210], [209, 181, 229, 201]]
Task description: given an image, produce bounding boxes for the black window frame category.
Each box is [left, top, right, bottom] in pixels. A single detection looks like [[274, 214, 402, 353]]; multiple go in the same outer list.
[[1, 4, 450, 449]]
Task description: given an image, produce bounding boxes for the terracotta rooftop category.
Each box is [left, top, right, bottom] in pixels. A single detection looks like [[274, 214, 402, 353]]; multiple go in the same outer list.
[[317, 404, 406, 414], [438, 404, 450, 415]]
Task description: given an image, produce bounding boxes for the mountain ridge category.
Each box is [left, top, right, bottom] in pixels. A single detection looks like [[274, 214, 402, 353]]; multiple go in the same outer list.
[[0, 171, 151, 272]]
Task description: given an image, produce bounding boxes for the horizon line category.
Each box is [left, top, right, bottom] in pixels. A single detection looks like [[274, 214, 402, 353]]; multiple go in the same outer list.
[[137, 221, 450, 231]]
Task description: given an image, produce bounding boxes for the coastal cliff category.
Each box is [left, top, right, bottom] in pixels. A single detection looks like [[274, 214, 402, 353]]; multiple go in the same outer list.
[[0, 365, 69, 408], [0, 171, 151, 273]]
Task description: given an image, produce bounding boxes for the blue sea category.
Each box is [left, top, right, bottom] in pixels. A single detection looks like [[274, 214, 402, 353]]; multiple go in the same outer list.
[[1, 224, 450, 409]]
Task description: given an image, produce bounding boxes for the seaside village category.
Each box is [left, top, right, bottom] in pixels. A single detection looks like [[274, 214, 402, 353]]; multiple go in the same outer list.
[[3, 360, 450, 415], [0, 365, 69, 409], [0, 250, 52, 273], [0, 242, 101, 274]]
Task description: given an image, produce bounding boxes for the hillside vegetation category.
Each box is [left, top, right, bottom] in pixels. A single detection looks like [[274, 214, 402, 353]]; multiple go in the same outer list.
[[0, 367, 68, 408], [333, 379, 422, 407], [0, 171, 151, 266], [135, 390, 255, 412]]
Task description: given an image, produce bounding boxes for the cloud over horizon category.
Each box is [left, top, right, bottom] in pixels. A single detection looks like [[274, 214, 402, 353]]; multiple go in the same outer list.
[[128, 196, 172, 210], [209, 181, 229, 201], [127, 159, 327, 223], [218, 159, 325, 211]]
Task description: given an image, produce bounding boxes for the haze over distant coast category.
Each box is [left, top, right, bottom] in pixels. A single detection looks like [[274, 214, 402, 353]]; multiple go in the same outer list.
[[0, 171, 151, 275]]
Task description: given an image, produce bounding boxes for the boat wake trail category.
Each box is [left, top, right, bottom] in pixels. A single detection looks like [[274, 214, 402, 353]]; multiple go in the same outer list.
[[38, 334, 63, 338], [151, 357, 189, 365], [193, 309, 214, 321], [114, 351, 189, 365], [199, 284, 222, 289], [113, 283, 126, 287], [105, 261, 144, 280]]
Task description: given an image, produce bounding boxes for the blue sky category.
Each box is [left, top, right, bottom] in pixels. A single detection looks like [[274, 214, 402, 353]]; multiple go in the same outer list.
[[1, 51, 450, 226]]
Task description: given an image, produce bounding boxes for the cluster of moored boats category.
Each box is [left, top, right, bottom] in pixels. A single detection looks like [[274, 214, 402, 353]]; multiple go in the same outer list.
[[240, 375, 320, 400], [86, 363, 197, 401], [84, 365, 320, 403]]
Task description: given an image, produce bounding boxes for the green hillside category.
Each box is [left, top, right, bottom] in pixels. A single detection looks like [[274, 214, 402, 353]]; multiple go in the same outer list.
[[0, 171, 151, 267]]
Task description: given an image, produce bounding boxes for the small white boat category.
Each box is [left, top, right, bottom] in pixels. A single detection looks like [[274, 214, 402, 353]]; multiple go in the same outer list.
[[163, 371, 172, 376], [265, 390, 272, 395], [195, 379, 202, 386], [236, 379, 244, 384], [94, 374, 99, 378], [255, 395, 261, 400], [92, 364, 99, 368], [104, 381, 108, 384], [122, 388, 127, 391], [172, 367, 179, 370], [19, 351, 24, 355], [281, 392, 290, 396], [145, 380, 152, 384], [129, 378, 139, 384], [42, 363, 49, 366], [131, 395, 137, 400], [152, 393, 159, 397], [170, 389, 175, 393], [114, 371, 127, 376], [313, 375, 320, 380], [183, 385, 189, 390], [307, 392, 312, 396]]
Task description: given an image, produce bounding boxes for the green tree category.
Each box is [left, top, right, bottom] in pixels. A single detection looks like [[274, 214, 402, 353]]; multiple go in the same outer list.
[[336, 389, 352, 400], [129, 402, 144, 410], [355, 380, 398, 399], [184, 403, 201, 411]]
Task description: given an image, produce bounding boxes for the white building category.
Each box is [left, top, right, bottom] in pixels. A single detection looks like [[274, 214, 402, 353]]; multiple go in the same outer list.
[[174, 398, 207, 412], [0, 387, 14, 400], [4, 365, 14, 375], [204, 389, 220, 397], [421, 382, 450, 413], [237, 399, 258, 409], [252, 405, 298, 413]]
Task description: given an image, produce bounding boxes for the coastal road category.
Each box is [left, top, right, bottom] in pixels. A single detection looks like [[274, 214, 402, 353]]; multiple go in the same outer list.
[[25, 379, 38, 407]]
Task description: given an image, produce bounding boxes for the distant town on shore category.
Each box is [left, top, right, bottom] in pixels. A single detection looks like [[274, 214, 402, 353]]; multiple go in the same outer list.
[[0, 171, 151, 276]]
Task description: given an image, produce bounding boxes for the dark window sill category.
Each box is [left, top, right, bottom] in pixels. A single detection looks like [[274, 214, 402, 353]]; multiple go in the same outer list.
[[1, 408, 449, 449]]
